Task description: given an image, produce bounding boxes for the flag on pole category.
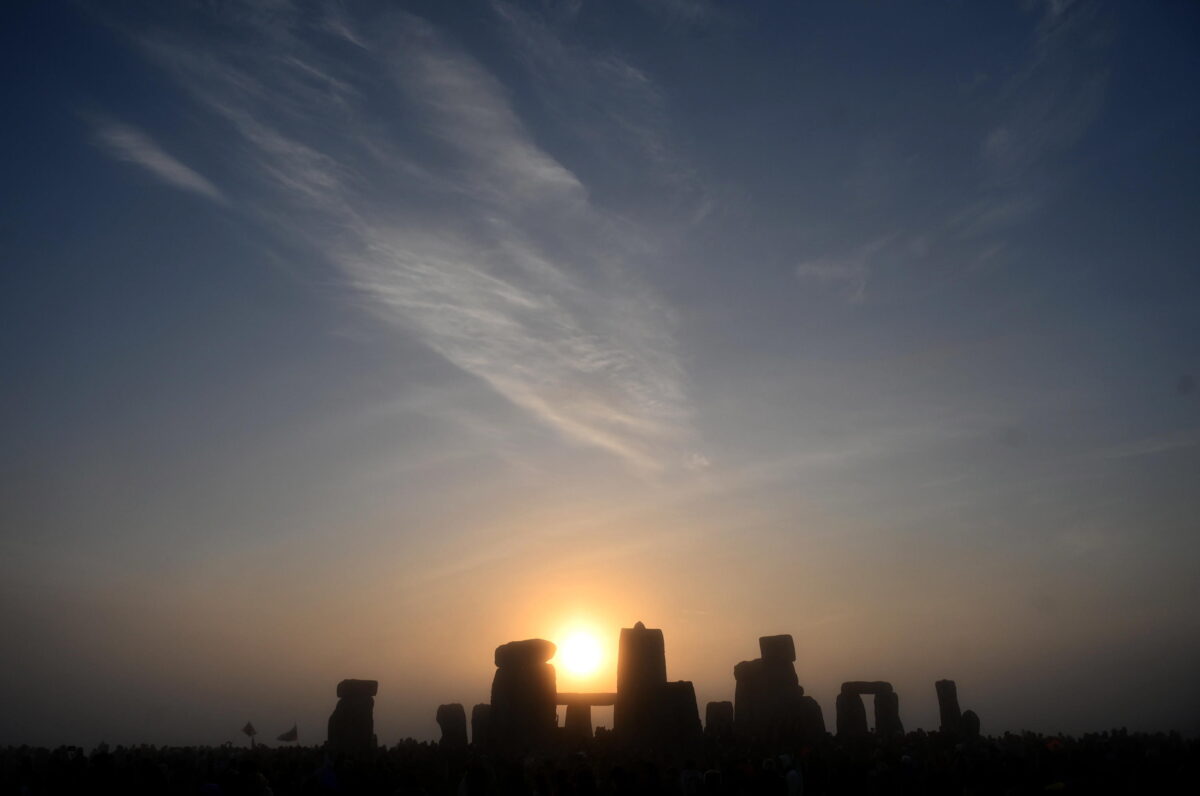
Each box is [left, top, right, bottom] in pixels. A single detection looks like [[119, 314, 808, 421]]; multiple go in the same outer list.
[[277, 724, 298, 742], [242, 722, 257, 738]]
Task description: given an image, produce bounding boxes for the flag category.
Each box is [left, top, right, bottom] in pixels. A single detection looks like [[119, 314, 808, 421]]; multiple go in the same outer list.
[[242, 722, 257, 737], [277, 724, 298, 742]]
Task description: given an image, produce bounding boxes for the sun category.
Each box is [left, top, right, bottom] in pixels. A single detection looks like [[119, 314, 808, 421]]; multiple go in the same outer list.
[[556, 631, 603, 677]]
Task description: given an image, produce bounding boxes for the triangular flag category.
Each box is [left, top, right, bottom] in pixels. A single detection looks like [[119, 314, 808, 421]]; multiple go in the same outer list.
[[242, 722, 257, 737], [277, 724, 298, 742]]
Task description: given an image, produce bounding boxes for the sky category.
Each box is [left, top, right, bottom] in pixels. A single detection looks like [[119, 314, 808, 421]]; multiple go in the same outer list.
[[1, 0, 1199, 747]]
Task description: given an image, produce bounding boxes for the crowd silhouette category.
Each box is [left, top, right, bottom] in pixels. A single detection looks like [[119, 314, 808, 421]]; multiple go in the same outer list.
[[4, 728, 1196, 794]]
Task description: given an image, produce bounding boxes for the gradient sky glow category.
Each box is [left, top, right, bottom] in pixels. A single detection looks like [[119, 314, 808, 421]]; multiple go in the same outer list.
[[2, 0, 1200, 746]]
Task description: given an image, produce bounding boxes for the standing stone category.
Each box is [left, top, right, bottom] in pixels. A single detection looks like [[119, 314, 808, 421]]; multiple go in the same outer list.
[[835, 691, 868, 738], [798, 696, 826, 741], [961, 709, 980, 739], [735, 634, 814, 747], [615, 622, 667, 738], [470, 703, 491, 748], [328, 679, 377, 756], [660, 681, 703, 746], [490, 639, 557, 755], [733, 658, 767, 735], [873, 691, 904, 737], [615, 621, 667, 745], [935, 680, 962, 734], [437, 703, 468, 750], [564, 703, 592, 745], [838, 682, 897, 738], [705, 701, 734, 738]]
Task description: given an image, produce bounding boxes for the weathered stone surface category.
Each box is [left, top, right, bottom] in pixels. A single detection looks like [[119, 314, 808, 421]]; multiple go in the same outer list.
[[841, 681, 893, 695], [758, 634, 796, 663], [615, 621, 668, 744], [470, 703, 491, 747], [328, 680, 377, 755], [874, 690, 904, 737], [436, 703, 468, 749], [336, 679, 379, 699], [836, 691, 869, 738], [961, 709, 980, 739], [490, 639, 558, 755], [705, 701, 734, 737], [936, 680, 962, 734], [494, 638, 556, 669]]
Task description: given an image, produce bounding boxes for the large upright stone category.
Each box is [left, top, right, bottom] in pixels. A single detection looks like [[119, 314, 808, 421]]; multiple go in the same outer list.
[[564, 703, 592, 745], [490, 639, 557, 755], [436, 703, 468, 750], [328, 679, 377, 755], [734, 634, 809, 747], [705, 701, 734, 738], [961, 709, 980, 739], [837, 681, 897, 738], [470, 703, 491, 748], [660, 681, 703, 746], [835, 691, 868, 738], [798, 696, 826, 742], [615, 621, 667, 744], [935, 680, 962, 734], [874, 691, 904, 737], [733, 658, 767, 734]]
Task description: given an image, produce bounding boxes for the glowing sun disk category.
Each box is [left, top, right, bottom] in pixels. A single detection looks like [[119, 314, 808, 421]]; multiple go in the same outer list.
[[558, 631, 602, 677]]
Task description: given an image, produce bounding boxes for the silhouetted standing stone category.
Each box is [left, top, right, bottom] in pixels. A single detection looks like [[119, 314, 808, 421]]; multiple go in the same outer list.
[[874, 691, 904, 737], [615, 621, 667, 739], [962, 709, 980, 739], [735, 635, 817, 747], [661, 681, 703, 745], [733, 658, 767, 735], [564, 703, 592, 745], [936, 680, 962, 734], [838, 682, 895, 738], [836, 691, 869, 737], [615, 621, 667, 746], [470, 703, 491, 748], [798, 695, 826, 741], [328, 679, 377, 756], [613, 621, 701, 753], [436, 703, 468, 750], [490, 639, 557, 755], [706, 701, 734, 738]]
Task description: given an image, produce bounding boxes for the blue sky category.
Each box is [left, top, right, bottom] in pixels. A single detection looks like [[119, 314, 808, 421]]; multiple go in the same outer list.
[[2, 0, 1199, 745]]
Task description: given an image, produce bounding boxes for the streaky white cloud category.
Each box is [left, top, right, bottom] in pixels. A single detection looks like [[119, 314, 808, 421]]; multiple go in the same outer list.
[[128, 3, 695, 471], [90, 115, 225, 204], [1100, 430, 1200, 461], [795, 239, 890, 303], [489, 1, 711, 222]]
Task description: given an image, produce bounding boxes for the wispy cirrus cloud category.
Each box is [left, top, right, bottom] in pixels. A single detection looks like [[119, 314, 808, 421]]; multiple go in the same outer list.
[[117, 2, 695, 471], [90, 115, 226, 204], [795, 239, 891, 303]]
